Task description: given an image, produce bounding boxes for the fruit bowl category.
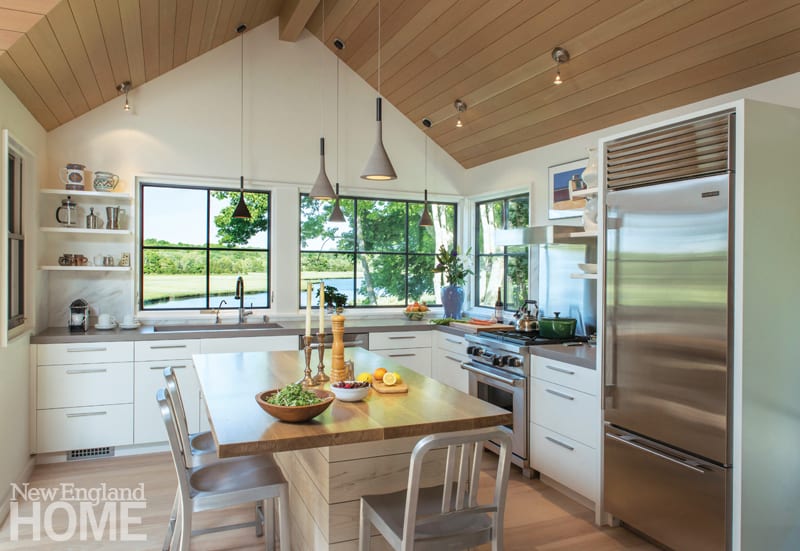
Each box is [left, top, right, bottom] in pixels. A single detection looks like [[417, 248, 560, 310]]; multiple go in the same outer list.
[[330, 381, 370, 402], [255, 389, 335, 422], [404, 311, 426, 321]]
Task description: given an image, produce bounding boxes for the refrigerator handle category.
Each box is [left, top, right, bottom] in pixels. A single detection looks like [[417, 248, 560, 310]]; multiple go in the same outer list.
[[605, 432, 706, 474]]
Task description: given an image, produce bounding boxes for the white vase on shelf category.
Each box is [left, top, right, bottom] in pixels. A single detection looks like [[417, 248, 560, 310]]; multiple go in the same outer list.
[[581, 148, 598, 189]]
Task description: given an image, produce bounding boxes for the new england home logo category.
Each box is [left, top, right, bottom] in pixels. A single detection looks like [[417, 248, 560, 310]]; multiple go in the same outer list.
[[8, 482, 147, 542]]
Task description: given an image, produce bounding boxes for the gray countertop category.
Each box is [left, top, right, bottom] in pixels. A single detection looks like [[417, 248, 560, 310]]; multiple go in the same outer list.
[[530, 343, 597, 370]]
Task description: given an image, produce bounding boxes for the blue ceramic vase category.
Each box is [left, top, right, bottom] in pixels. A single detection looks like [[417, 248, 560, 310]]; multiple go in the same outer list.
[[441, 285, 465, 319]]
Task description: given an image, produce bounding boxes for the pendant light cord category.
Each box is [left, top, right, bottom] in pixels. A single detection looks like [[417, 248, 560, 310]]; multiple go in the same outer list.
[[321, 0, 325, 135], [336, 57, 340, 182], [240, 26, 244, 189], [377, 0, 381, 96]]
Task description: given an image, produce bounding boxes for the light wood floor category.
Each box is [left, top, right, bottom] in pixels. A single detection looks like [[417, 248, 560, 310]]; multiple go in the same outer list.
[[0, 452, 654, 550]]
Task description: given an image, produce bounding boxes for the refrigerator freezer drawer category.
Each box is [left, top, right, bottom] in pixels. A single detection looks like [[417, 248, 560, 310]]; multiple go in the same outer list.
[[604, 426, 728, 551]]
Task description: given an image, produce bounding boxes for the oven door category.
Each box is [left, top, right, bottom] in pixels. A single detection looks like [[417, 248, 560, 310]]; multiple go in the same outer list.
[[461, 361, 527, 461]]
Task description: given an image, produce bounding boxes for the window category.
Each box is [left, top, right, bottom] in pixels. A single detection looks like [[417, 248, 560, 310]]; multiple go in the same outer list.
[[139, 183, 270, 311], [7, 147, 24, 330], [299, 194, 457, 308], [475, 194, 529, 310]]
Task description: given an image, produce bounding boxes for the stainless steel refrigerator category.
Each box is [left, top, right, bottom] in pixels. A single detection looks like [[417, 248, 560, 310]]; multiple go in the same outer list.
[[603, 111, 733, 550]]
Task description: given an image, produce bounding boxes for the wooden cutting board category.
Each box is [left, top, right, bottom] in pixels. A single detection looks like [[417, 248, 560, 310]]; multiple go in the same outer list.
[[372, 381, 408, 394], [448, 322, 514, 333]]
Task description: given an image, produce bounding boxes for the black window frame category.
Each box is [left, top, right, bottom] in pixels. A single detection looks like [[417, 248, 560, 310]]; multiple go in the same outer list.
[[299, 192, 459, 309], [7, 149, 24, 330], [139, 182, 271, 311], [474, 193, 529, 311]]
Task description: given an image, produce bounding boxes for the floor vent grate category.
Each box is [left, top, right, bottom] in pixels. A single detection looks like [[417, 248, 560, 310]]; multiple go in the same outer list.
[[67, 446, 115, 461]]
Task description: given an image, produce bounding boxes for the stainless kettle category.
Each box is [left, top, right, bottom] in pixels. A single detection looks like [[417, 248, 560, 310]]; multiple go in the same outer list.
[[514, 300, 539, 332]]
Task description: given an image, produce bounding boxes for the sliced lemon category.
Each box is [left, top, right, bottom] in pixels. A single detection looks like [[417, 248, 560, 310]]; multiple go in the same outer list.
[[382, 372, 399, 386], [356, 372, 373, 384]]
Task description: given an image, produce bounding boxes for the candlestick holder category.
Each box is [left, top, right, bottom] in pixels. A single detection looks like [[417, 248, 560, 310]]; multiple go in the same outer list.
[[299, 335, 318, 387], [314, 333, 330, 383]]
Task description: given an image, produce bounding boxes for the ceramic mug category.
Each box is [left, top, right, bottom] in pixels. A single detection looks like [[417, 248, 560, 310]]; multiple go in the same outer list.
[[123, 314, 136, 325], [93, 254, 115, 266], [59, 163, 86, 190], [75, 255, 89, 266], [97, 313, 115, 326], [58, 253, 76, 266], [93, 171, 119, 192]]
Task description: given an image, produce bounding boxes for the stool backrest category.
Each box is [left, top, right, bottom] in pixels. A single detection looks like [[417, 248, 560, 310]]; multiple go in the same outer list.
[[156, 387, 192, 500], [163, 367, 193, 469]]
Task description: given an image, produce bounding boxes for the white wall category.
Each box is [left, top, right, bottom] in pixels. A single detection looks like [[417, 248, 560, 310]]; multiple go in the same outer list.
[[45, 18, 466, 322], [0, 76, 47, 520], [463, 72, 800, 226]]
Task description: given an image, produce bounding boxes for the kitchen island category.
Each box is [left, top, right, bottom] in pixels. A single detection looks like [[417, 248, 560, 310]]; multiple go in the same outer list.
[[193, 347, 511, 550]]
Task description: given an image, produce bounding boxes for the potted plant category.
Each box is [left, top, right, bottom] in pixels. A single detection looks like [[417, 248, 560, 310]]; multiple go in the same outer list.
[[317, 285, 348, 313], [433, 245, 473, 319]]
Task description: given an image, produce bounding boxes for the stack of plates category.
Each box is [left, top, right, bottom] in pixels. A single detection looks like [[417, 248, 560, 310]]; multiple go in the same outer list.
[[578, 263, 598, 274]]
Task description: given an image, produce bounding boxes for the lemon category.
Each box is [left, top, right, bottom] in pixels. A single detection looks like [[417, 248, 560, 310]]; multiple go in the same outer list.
[[382, 372, 400, 386], [356, 373, 372, 384]]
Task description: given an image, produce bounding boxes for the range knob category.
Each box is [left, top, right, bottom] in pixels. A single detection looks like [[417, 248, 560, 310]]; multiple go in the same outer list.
[[507, 356, 522, 368], [492, 356, 506, 367], [467, 346, 483, 356]]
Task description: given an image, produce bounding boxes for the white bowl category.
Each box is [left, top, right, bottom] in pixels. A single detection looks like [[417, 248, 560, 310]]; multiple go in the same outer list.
[[578, 263, 598, 274], [330, 382, 370, 402]]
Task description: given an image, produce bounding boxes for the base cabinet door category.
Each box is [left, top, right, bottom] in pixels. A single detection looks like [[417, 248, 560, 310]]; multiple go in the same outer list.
[[370, 331, 432, 377], [134, 360, 200, 444], [37, 405, 134, 453], [531, 423, 597, 501]]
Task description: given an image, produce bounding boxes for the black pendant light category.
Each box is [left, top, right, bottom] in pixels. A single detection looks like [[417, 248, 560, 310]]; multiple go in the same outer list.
[[329, 184, 346, 223], [419, 137, 433, 226], [360, 0, 397, 181], [233, 24, 251, 219]]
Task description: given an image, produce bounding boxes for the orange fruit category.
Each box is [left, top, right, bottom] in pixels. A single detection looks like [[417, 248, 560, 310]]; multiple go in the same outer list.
[[373, 367, 387, 381]]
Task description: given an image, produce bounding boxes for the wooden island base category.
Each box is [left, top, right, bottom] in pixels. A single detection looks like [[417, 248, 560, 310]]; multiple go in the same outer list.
[[275, 436, 445, 550]]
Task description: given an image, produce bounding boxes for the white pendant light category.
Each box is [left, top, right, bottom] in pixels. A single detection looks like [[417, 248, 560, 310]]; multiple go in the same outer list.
[[311, 1, 336, 199], [360, 0, 396, 181], [233, 24, 251, 219], [419, 137, 433, 227]]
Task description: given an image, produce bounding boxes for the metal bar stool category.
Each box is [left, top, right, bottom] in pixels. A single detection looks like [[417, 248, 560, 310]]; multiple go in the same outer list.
[[157, 387, 290, 550], [359, 427, 511, 550]]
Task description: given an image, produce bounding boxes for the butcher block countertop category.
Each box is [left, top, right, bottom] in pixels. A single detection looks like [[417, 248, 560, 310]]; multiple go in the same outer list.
[[194, 347, 512, 458]]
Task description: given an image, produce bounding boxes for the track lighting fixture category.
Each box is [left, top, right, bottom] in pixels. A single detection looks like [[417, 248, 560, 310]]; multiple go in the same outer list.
[[116, 81, 131, 111], [454, 100, 467, 128], [552, 47, 570, 85]]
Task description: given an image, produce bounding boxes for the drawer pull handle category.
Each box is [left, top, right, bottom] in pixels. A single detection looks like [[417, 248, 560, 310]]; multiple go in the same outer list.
[[66, 347, 107, 353], [388, 353, 415, 358], [150, 344, 188, 350], [149, 365, 188, 370], [66, 411, 107, 418], [545, 436, 574, 451], [444, 355, 462, 362], [66, 368, 107, 375], [546, 364, 575, 375], [388, 336, 416, 340], [445, 338, 462, 344], [546, 388, 575, 401]]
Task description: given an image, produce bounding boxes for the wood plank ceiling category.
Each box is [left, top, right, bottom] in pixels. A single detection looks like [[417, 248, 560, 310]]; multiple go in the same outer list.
[[2, 0, 800, 169]]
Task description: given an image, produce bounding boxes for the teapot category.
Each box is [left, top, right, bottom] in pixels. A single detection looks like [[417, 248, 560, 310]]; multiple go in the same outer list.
[[514, 300, 539, 332]]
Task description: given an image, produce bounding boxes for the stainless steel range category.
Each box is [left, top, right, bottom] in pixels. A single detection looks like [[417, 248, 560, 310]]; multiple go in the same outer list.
[[462, 330, 586, 478]]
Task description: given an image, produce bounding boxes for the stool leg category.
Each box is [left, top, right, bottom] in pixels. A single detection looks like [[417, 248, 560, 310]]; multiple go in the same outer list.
[[163, 490, 178, 550], [359, 499, 370, 551], [256, 502, 265, 538], [178, 499, 192, 551], [264, 498, 275, 551], [277, 485, 290, 550]]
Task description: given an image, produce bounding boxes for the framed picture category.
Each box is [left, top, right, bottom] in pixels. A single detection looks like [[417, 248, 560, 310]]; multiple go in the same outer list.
[[548, 158, 587, 219]]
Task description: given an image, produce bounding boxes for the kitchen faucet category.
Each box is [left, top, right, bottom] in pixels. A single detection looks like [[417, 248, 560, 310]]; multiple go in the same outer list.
[[234, 276, 252, 323], [214, 299, 227, 323]]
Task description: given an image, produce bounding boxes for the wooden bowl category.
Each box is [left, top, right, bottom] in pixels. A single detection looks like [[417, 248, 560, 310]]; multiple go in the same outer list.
[[255, 389, 335, 423]]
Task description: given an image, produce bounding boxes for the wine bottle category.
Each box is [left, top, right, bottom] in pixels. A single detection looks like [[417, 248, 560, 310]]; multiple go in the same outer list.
[[494, 287, 504, 324]]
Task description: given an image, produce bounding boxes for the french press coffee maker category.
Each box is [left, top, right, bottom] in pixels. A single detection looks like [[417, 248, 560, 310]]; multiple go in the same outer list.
[[56, 196, 78, 226], [69, 298, 89, 332]]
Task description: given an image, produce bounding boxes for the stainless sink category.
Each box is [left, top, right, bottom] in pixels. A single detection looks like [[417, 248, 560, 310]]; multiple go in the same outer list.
[[153, 322, 283, 332]]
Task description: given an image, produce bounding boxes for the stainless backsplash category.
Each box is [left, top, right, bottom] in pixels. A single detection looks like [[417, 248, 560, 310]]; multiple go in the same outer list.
[[536, 243, 597, 337]]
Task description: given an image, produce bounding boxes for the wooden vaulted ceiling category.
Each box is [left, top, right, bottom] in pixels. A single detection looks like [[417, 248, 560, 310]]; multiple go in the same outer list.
[[2, 1, 800, 169]]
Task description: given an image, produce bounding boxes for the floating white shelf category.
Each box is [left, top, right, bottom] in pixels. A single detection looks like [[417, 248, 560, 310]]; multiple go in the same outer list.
[[569, 230, 598, 238], [40, 188, 133, 201], [40, 266, 130, 272], [570, 273, 598, 280], [571, 186, 598, 198], [40, 227, 131, 235]]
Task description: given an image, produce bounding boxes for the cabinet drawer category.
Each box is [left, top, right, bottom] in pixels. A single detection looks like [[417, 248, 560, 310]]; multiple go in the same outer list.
[[531, 423, 597, 502], [200, 335, 297, 353], [38, 362, 133, 409], [134, 339, 200, 361], [134, 360, 199, 444], [532, 355, 597, 395], [36, 404, 133, 453], [370, 331, 431, 350], [432, 350, 469, 394], [531, 379, 598, 446], [37, 342, 133, 366], [372, 348, 431, 378], [434, 331, 468, 355]]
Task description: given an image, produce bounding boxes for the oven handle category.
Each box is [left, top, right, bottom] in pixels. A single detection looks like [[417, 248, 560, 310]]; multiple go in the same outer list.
[[460, 362, 524, 387]]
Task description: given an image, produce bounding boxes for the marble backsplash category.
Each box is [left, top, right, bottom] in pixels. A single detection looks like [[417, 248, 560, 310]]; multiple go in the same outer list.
[[47, 272, 133, 328]]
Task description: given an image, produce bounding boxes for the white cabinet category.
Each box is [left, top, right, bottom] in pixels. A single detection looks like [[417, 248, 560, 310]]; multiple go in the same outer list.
[[530, 353, 600, 503], [431, 331, 469, 394], [133, 339, 201, 445], [370, 331, 432, 377], [199, 335, 297, 353], [35, 342, 134, 453]]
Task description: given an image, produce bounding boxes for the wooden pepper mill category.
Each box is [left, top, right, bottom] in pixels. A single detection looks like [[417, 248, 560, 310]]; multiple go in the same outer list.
[[330, 313, 346, 383]]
